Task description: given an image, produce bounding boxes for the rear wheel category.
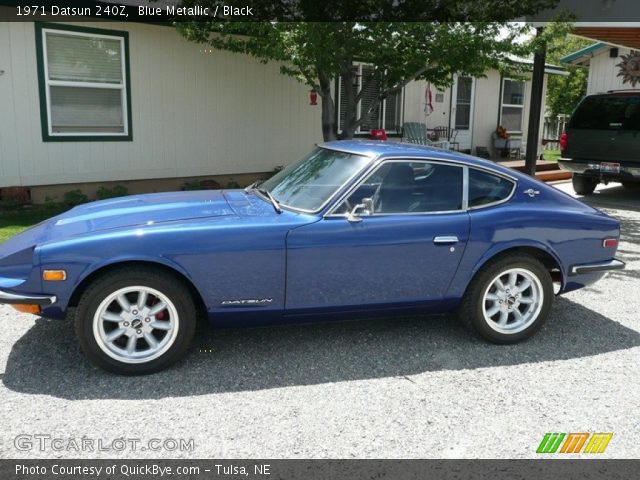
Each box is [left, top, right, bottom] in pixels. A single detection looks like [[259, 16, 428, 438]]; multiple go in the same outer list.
[[459, 254, 553, 344], [75, 266, 197, 375], [572, 174, 597, 195]]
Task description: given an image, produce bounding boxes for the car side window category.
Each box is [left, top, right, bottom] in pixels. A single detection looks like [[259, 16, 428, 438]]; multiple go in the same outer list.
[[468, 169, 514, 208], [334, 161, 464, 214]]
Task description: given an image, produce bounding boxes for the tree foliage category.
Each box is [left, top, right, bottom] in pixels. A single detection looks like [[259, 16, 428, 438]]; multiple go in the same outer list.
[[176, 1, 561, 140], [545, 35, 591, 118]]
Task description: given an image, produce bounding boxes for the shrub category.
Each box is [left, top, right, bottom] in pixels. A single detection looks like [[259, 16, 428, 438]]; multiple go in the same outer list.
[[43, 195, 62, 211], [182, 180, 202, 191], [63, 189, 88, 207], [96, 185, 128, 200]]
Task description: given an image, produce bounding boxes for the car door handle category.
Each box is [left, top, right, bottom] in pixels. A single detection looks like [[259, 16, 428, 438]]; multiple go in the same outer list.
[[433, 236, 459, 244]]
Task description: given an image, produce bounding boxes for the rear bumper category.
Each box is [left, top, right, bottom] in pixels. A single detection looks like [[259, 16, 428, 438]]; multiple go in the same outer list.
[[558, 159, 640, 180], [569, 259, 625, 276], [0, 289, 56, 305]]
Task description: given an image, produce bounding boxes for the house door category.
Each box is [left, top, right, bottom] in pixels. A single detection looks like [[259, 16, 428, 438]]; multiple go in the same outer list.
[[450, 76, 475, 152]]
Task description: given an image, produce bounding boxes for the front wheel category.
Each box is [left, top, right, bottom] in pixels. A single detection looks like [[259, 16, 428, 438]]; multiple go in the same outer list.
[[75, 267, 197, 375], [459, 254, 553, 344], [572, 174, 597, 195]]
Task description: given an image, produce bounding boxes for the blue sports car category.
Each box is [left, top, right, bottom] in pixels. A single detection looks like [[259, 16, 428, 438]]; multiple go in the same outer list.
[[0, 141, 625, 374]]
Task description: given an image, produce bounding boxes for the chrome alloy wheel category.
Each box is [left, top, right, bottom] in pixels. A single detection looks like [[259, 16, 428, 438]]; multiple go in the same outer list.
[[92, 286, 179, 364], [481, 268, 544, 334]]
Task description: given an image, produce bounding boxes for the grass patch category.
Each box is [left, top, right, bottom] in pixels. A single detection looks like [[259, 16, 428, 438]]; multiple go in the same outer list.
[[0, 206, 68, 244], [543, 149, 560, 162]]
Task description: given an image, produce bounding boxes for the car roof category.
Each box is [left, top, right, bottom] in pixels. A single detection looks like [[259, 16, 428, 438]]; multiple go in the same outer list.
[[319, 140, 518, 177]]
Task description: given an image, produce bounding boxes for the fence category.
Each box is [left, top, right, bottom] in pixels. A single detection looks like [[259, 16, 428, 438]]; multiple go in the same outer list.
[[542, 114, 569, 150]]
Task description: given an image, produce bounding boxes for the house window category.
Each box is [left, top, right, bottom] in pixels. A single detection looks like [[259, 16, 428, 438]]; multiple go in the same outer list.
[[35, 23, 132, 141], [337, 63, 404, 135], [500, 78, 525, 133]]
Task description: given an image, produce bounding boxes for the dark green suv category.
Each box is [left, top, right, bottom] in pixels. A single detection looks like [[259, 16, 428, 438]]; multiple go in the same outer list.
[[558, 91, 640, 194]]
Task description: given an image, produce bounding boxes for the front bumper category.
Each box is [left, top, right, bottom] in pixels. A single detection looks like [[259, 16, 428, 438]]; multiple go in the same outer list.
[[558, 159, 640, 179], [569, 259, 625, 276], [0, 289, 57, 305]]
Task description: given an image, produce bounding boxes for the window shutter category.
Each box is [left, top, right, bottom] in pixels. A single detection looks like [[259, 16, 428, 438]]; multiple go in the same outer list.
[[384, 90, 401, 132], [359, 65, 380, 132]]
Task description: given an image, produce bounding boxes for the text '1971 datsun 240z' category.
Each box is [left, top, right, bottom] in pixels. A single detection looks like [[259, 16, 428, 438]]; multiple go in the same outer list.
[[0, 141, 625, 374]]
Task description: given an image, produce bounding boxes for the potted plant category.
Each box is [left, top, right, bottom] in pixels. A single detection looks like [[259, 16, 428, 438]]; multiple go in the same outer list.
[[492, 125, 512, 158]]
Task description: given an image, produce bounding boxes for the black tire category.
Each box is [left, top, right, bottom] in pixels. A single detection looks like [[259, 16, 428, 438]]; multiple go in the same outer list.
[[75, 266, 197, 375], [572, 174, 597, 195], [458, 254, 553, 344]]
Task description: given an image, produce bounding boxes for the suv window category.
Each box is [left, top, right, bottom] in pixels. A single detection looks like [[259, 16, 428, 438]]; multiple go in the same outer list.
[[570, 95, 640, 131], [468, 169, 514, 208]]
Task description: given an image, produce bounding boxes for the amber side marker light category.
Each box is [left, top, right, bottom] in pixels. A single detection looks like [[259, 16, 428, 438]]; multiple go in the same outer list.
[[43, 270, 67, 281], [11, 304, 41, 315]]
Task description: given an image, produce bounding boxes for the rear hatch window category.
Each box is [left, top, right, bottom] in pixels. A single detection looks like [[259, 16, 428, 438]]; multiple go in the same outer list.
[[569, 95, 640, 131]]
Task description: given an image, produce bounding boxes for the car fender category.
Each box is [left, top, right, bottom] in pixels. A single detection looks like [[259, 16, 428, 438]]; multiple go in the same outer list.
[[445, 238, 566, 302], [37, 234, 209, 319]]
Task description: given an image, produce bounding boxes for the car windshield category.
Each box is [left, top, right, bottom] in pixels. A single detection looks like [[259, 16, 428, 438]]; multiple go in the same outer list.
[[260, 147, 370, 212]]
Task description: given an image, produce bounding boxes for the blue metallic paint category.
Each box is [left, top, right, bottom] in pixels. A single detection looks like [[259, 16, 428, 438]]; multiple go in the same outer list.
[[0, 141, 622, 327]]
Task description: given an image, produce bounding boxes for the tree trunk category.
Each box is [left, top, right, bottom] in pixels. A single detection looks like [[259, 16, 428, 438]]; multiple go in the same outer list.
[[339, 67, 358, 140], [318, 72, 337, 142]]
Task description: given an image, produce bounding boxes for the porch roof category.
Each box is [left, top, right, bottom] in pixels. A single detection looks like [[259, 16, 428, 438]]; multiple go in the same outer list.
[[560, 42, 608, 65], [571, 26, 640, 51]]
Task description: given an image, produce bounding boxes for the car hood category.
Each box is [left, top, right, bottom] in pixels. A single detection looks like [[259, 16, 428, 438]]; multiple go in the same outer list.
[[57, 189, 237, 233], [0, 190, 236, 256]]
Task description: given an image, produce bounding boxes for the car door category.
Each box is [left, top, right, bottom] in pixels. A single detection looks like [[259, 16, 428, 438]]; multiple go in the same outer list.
[[285, 160, 470, 312]]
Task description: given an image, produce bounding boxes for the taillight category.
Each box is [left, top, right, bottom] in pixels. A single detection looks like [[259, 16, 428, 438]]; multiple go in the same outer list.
[[603, 238, 618, 248], [559, 131, 568, 156]]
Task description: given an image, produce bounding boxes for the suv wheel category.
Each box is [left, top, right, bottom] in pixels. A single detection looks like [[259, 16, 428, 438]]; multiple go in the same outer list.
[[572, 174, 597, 195]]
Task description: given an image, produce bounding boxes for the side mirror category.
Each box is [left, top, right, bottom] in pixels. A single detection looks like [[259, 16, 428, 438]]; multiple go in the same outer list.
[[346, 197, 373, 223]]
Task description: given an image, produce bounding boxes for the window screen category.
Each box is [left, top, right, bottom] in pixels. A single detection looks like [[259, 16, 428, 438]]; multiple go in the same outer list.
[[501, 79, 525, 132]]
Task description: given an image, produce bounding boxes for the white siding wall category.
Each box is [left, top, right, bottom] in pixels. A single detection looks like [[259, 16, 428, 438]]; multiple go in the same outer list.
[[0, 18, 555, 190], [403, 71, 547, 156], [402, 79, 451, 130], [0, 21, 322, 188], [587, 47, 633, 95], [471, 72, 501, 153]]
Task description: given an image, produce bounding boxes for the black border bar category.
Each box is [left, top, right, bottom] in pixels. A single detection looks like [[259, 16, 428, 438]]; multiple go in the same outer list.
[[1, 459, 639, 480]]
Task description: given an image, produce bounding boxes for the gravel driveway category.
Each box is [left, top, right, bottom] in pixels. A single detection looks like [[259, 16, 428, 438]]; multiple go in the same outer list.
[[1, 181, 638, 459]]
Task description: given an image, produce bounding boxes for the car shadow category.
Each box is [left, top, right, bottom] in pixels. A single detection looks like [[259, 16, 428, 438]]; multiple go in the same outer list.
[[3, 297, 639, 400], [575, 184, 640, 214]]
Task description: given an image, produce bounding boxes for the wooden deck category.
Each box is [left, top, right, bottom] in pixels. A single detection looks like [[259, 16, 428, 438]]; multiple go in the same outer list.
[[495, 159, 571, 183]]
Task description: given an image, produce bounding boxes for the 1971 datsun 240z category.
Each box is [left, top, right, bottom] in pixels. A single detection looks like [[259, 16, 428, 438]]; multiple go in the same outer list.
[[0, 141, 625, 374]]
